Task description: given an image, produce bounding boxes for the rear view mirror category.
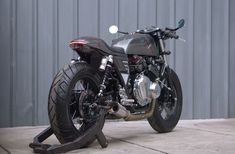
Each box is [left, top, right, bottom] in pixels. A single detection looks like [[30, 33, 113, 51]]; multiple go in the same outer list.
[[177, 19, 185, 29], [109, 25, 118, 34]]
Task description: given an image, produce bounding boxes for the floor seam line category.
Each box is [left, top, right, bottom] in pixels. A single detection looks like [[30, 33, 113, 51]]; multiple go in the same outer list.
[[178, 126, 234, 136], [106, 135, 169, 154], [0, 145, 11, 154]]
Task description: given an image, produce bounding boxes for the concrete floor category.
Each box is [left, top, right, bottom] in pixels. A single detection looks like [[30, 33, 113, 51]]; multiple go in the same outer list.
[[0, 119, 235, 154]]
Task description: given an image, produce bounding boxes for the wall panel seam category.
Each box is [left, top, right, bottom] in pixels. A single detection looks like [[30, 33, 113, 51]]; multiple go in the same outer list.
[[192, 0, 195, 119], [173, 0, 176, 70], [53, 0, 58, 75], [209, 0, 212, 118], [77, 0, 79, 37], [97, 0, 100, 38], [10, 0, 14, 127], [32, 0, 35, 125], [137, 0, 139, 29], [227, 0, 230, 117], [32, 0, 39, 125], [117, 0, 120, 38], [189, 0, 194, 119], [57, 1, 59, 71], [10, 0, 17, 126], [155, 0, 157, 25]]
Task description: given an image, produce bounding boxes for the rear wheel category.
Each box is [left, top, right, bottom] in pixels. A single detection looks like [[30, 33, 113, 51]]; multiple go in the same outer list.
[[48, 62, 103, 146], [147, 68, 182, 133]]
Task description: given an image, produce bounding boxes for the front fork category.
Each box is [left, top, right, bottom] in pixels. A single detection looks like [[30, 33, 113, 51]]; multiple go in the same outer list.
[[157, 31, 168, 77], [157, 31, 176, 99]]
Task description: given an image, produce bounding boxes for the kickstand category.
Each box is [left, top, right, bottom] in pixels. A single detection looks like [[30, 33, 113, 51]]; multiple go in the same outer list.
[[29, 109, 108, 154]]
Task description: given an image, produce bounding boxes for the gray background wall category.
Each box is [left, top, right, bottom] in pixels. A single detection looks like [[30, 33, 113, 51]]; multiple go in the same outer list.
[[0, 0, 234, 127]]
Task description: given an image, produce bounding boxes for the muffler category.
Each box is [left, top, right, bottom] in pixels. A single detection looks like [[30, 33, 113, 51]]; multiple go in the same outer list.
[[108, 100, 156, 121]]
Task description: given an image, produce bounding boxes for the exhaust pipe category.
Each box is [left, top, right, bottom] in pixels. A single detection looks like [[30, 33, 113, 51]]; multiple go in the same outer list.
[[109, 100, 156, 121]]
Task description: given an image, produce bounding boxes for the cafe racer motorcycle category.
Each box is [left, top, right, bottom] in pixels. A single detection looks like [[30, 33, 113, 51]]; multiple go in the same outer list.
[[48, 19, 185, 146]]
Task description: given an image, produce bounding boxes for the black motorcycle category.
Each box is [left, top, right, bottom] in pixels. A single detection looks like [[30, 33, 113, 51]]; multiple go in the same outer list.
[[48, 19, 185, 147]]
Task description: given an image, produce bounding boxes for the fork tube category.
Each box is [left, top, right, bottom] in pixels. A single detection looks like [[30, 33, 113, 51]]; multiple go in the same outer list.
[[157, 31, 168, 76]]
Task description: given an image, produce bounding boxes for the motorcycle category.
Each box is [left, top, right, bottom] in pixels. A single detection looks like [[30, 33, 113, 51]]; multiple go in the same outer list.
[[48, 19, 185, 147]]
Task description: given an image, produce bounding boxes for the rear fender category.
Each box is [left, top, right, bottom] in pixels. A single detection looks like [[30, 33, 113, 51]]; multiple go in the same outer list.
[[69, 37, 111, 55], [69, 37, 107, 70], [69, 37, 127, 88]]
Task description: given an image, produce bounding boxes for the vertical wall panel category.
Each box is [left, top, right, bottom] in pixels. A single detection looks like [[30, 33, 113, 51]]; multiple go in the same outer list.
[[0, 0, 11, 126], [211, 0, 229, 118], [37, 0, 54, 124], [157, 0, 176, 69], [14, 0, 34, 126], [156, 0, 173, 28], [175, 0, 194, 119], [78, 0, 98, 36], [99, 0, 118, 45], [72, 0, 78, 38], [32, 0, 38, 125], [193, 0, 211, 118], [138, 0, 156, 29], [58, 0, 74, 68], [229, 0, 235, 118], [119, 0, 138, 32], [10, 0, 17, 127], [0, 0, 235, 127], [72, 0, 78, 59]]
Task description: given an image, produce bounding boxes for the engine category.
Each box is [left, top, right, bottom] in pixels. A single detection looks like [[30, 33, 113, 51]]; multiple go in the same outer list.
[[128, 55, 161, 106], [133, 74, 160, 106], [128, 55, 146, 73]]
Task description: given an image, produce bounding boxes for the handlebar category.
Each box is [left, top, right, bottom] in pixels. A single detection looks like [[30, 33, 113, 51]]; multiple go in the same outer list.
[[136, 26, 159, 34], [164, 30, 179, 39], [136, 27, 179, 40], [120, 19, 184, 41]]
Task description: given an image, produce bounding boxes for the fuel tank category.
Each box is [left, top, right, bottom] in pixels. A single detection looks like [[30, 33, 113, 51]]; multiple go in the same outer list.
[[111, 33, 159, 56]]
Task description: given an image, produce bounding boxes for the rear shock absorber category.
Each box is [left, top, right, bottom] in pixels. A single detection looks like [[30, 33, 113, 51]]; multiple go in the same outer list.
[[98, 55, 113, 97]]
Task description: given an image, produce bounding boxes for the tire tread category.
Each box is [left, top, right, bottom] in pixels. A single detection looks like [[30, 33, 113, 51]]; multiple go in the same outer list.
[[48, 62, 101, 145]]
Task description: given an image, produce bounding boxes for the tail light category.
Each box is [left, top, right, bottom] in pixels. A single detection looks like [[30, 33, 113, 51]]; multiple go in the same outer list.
[[69, 39, 88, 51]]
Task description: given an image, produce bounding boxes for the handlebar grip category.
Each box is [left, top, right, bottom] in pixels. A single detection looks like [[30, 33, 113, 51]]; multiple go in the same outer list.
[[166, 31, 179, 39], [173, 34, 179, 39]]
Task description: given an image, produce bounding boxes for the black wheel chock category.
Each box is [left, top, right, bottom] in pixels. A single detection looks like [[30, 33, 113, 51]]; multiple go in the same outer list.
[[29, 109, 108, 154]]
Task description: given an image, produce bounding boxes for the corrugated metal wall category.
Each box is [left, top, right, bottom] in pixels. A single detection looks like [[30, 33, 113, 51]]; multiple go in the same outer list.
[[0, 0, 234, 127]]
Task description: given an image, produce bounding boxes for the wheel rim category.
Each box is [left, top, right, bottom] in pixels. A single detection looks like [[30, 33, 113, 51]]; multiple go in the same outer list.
[[69, 78, 99, 131], [158, 82, 178, 120]]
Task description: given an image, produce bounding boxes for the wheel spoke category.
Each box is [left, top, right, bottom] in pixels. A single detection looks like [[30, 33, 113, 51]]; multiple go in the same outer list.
[[72, 110, 76, 119], [69, 101, 76, 106], [76, 80, 85, 90], [72, 89, 83, 93], [86, 82, 89, 92], [70, 78, 99, 131]]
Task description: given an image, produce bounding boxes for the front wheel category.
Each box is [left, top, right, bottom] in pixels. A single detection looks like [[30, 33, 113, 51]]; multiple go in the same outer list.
[[148, 68, 183, 133], [48, 62, 104, 146]]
